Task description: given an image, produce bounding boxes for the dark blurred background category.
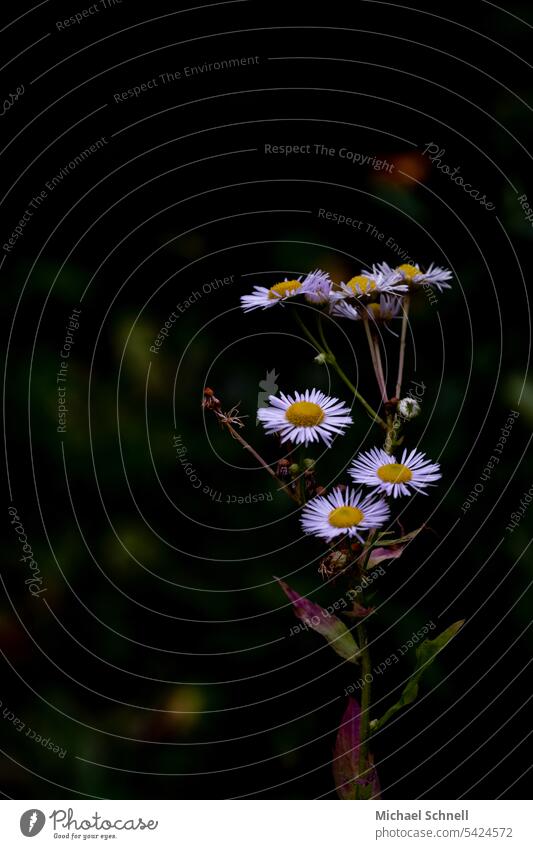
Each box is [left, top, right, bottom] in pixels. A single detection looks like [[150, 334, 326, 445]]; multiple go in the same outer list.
[[1, 0, 532, 799]]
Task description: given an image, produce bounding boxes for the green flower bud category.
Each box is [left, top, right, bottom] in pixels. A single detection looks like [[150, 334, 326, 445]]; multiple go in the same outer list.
[[398, 397, 421, 419]]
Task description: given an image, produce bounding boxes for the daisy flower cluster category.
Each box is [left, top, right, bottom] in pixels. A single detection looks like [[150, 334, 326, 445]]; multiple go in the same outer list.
[[240, 261, 452, 327], [238, 259, 451, 549], [301, 445, 440, 543], [256, 387, 441, 542], [215, 256, 457, 801]]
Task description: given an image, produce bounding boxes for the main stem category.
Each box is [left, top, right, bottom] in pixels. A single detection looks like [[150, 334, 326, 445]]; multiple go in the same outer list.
[[355, 615, 372, 799]]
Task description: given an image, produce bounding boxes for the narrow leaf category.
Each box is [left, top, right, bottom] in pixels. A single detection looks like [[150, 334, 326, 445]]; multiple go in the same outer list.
[[333, 698, 381, 799], [372, 620, 465, 731], [364, 526, 425, 570], [277, 578, 359, 663], [372, 525, 425, 547]]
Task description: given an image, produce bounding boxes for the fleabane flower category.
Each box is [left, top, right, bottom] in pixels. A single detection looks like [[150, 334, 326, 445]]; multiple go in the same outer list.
[[301, 486, 390, 542], [332, 294, 402, 322], [338, 268, 408, 300], [257, 388, 352, 447], [349, 446, 441, 498], [378, 262, 452, 292], [240, 277, 303, 312], [301, 268, 333, 305]]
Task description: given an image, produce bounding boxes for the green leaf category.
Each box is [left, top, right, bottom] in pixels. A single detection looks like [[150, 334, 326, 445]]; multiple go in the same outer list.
[[372, 525, 425, 548], [372, 620, 465, 731], [277, 578, 360, 663]]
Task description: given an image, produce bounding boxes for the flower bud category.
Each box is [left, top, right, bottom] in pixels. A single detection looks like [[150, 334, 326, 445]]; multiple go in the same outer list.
[[318, 549, 349, 579], [398, 397, 421, 419], [289, 463, 300, 475], [303, 458, 315, 470], [329, 551, 348, 569]]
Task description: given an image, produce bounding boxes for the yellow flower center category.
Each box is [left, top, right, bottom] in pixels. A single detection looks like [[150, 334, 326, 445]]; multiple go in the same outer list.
[[367, 303, 381, 319], [396, 263, 420, 281], [268, 280, 302, 299], [285, 401, 325, 427], [328, 505, 364, 528], [345, 275, 376, 296], [377, 462, 413, 483]]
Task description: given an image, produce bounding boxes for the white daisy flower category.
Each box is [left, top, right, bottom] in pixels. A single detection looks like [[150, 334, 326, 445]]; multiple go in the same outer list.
[[377, 262, 452, 292], [301, 486, 391, 542], [338, 269, 408, 300], [301, 268, 333, 305], [332, 294, 402, 322], [349, 446, 441, 498], [240, 277, 303, 312], [367, 294, 403, 321], [257, 388, 353, 447], [331, 298, 360, 320]]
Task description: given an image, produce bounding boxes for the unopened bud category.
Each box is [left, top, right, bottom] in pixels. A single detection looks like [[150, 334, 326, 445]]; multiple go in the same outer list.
[[398, 397, 421, 419], [303, 458, 315, 470], [289, 463, 300, 475], [330, 551, 348, 569]]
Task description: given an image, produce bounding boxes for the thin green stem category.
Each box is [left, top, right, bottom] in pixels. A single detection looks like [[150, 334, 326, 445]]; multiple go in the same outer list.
[[293, 309, 323, 351], [316, 314, 388, 430], [316, 312, 333, 356]]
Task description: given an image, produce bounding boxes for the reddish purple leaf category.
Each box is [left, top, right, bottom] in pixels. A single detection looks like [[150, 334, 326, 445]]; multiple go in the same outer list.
[[277, 578, 359, 663], [333, 698, 381, 799], [366, 545, 405, 568]]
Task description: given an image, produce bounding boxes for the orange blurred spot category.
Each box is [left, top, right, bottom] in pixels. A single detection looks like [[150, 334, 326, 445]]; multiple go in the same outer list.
[[374, 152, 431, 188]]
